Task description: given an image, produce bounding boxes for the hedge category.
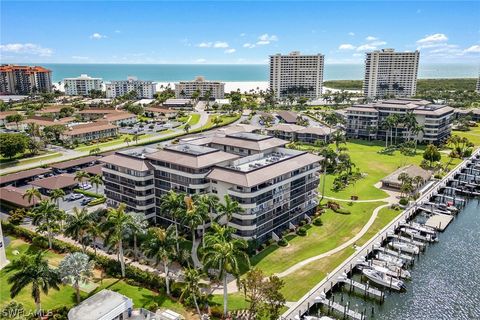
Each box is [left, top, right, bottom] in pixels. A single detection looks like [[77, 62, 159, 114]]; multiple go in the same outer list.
[[88, 197, 106, 206], [1, 221, 166, 293], [73, 189, 103, 198]]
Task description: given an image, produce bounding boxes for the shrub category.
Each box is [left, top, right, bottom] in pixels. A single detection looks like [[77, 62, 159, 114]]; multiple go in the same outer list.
[[210, 306, 223, 318], [335, 208, 351, 215], [298, 220, 305, 227], [399, 197, 409, 206], [313, 217, 323, 226], [278, 238, 288, 247], [32, 236, 49, 248], [73, 189, 103, 198], [88, 197, 106, 206], [297, 227, 307, 236], [267, 238, 275, 246]]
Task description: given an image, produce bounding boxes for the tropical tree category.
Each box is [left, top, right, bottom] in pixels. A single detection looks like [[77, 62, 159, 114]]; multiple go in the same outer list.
[[181, 197, 208, 262], [216, 194, 243, 223], [202, 223, 250, 316], [212, 116, 222, 127], [102, 203, 133, 277], [195, 194, 219, 247], [124, 136, 132, 146], [49, 189, 65, 207], [86, 221, 103, 256], [74, 171, 89, 186], [331, 130, 346, 152], [141, 226, 176, 295], [423, 144, 442, 168], [30, 200, 64, 249], [184, 123, 191, 133], [179, 268, 204, 316], [64, 207, 91, 252], [126, 212, 148, 262], [7, 252, 61, 319], [160, 190, 185, 252], [5, 114, 24, 131], [22, 187, 41, 205], [89, 147, 101, 155], [88, 174, 103, 194], [58, 252, 95, 303]]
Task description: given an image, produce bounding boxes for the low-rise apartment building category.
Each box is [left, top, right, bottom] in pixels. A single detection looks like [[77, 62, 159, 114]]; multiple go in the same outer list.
[[105, 76, 156, 99], [64, 74, 103, 96], [102, 112, 138, 126], [0, 65, 52, 95], [61, 121, 118, 142], [101, 148, 156, 219], [346, 98, 454, 143], [175, 76, 225, 99], [266, 123, 335, 143]]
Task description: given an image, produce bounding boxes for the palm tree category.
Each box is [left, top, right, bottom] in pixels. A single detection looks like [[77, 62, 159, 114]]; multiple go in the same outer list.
[[88, 174, 103, 195], [216, 195, 243, 224], [89, 147, 101, 155], [411, 124, 425, 152], [49, 189, 65, 207], [179, 268, 203, 316], [202, 223, 250, 317], [331, 130, 346, 152], [181, 197, 208, 263], [195, 194, 219, 247], [160, 190, 185, 253], [7, 252, 61, 319], [86, 221, 103, 256], [126, 212, 148, 262], [212, 116, 222, 127], [58, 252, 94, 303], [64, 207, 91, 252], [30, 200, 64, 249], [184, 123, 191, 133], [142, 226, 176, 295], [124, 136, 132, 146], [74, 171, 89, 186], [22, 187, 41, 206], [102, 203, 132, 277]]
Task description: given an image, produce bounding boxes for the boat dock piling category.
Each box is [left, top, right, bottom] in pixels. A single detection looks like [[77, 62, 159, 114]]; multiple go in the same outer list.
[[374, 246, 415, 263], [387, 233, 427, 248], [314, 294, 366, 320], [337, 274, 385, 301]]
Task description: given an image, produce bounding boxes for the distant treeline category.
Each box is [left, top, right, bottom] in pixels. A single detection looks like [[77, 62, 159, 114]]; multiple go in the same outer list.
[[323, 78, 478, 91]]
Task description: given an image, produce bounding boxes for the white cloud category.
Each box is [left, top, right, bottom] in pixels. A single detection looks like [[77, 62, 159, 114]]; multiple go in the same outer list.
[[416, 33, 448, 47], [224, 48, 236, 54], [243, 43, 256, 49], [0, 43, 53, 56], [197, 42, 212, 48], [213, 41, 229, 48], [196, 58, 207, 63], [352, 53, 363, 57], [114, 30, 121, 34], [71, 56, 89, 60], [339, 44, 356, 50], [370, 40, 387, 46], [90, 32, 106, 40], [365, 36, 378, 41], [464, 45, 480, 53], [356, 44, 377, 51], [348, 32, 355, 36], [240, 33, 246, 37], [256, 34, 278, 45]]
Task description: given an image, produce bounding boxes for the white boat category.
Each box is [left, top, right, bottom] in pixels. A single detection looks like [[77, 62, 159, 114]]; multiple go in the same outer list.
[[362, 268, 405, 291], [375, 252, 405, 267], [437, 203, 458, 213], [400, 227, 438, 242], [388, 241, 420, 255], [367, 259, 411, 279], [405, 222, 437, 235]]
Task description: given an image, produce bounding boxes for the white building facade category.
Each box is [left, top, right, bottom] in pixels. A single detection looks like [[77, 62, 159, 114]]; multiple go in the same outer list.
[[269, 51, 325, 100], [363, 49, 420, 98], [64, 74, 103, 96], [174, 76, 225, 99], [105, 76, 156, 99]]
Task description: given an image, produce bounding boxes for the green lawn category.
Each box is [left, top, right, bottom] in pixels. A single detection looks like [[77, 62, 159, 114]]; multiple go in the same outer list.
[[187, 114, 201, 126], [0, 152, 62, 170], [356, 206, 402, 246], [0, 236, 189, 316], [210, 293, 249, 311], [455, 126, 480, 147], [74, 133, 153, 152], [251, 201, 385, 275]]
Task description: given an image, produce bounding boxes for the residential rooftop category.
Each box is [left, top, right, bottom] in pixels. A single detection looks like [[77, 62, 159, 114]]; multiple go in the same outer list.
[[0, 186, 48, 208], [101, 154, 154, 172], [67, 289, 133, 320], [51, 155, 100, 170], [0, 168, 52, 185], [63, 122, 118, 136], [30, 173, 78, 190]]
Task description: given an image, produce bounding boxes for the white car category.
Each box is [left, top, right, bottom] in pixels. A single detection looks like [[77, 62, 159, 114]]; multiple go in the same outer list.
[[78, 183, 92, 190], [67, 193, 83, 201]]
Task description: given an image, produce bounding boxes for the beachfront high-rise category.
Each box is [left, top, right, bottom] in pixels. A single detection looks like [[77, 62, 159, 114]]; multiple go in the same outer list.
[[476, 74, 480, 93], [64, 74, 103, 96], [105, 76, 156, 99], [0, 65, 52, 95], [363, 49, 420, 99], [174, 76, 225, 99], [269, 51, 324, 100]]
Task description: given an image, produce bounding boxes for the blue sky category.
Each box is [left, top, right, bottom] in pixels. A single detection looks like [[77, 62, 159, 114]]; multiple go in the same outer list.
[[1, 1, 479, 64]]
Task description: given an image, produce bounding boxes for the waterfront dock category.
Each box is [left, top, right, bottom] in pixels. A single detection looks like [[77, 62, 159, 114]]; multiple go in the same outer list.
[[387, 233, 426, 248], [425, 213, 454, 231], [375, 247, 415, 262], [338, 276, 384, 300], [312, 294, 365, 320]]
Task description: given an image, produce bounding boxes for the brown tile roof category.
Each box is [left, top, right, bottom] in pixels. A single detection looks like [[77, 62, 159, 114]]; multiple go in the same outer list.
[[266, 123, 304, 133], [207, 153, 321, 187], [0, 168, 52, 185], [147, 148, 239, 169], [51, 156, 100, 170], [0, 186, 48, 208], [78, 108, 119, 114], [83, 164, 104, 176], [145, 107, 177, 114], [100, 112, 136, 122], [30, 173, 78, 190], [277, 111, 298, 123], [63, 122, 118, 136], [413, 106, 454, 116], [210, 135, 287, 151], [101, 154, 153, 172], [381, 165, 432, 185], [0, 65, 51, 73], [297, 126, 336, 136]]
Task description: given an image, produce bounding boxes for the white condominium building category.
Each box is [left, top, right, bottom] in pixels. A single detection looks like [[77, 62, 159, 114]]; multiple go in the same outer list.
[[269, 51, 324, 100], [0, 65, 52, 95], [64, 74, 103, 96], [105, 76, 156, 99], [363, 49, 420, 98], [175, 76, 225, 99], [476, 74, 480, 93]]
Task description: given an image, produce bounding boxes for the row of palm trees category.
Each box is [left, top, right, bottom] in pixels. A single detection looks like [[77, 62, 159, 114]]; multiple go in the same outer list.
[[381, 112, 424, 149]]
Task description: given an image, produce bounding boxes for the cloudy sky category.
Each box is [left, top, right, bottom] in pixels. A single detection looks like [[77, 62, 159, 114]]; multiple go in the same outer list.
[[1, 1, 479, 64]]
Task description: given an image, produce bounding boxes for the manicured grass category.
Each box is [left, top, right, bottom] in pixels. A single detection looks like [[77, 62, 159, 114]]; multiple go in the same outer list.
[[455, 126, 480, 147], [251, 201, 385, 275], [210, 292, 249, 311], [202, 114, 240, 130], [356, 206, 402, 246], [187, 113, 201, 126], [0, 152, 62, 170], [0, 236, 189, 316], [74, 134, 153, 152], [280, 248, 355, 301]]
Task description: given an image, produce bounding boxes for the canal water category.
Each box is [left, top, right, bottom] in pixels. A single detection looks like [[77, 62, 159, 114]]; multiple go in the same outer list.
[[320, 199, 480, 320]]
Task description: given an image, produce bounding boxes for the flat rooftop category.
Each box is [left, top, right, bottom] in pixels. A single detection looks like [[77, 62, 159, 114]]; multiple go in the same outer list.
[[30, 173, 78, 190], [165, 144, 219, 156], [226, 132, 271, 141], [67, 289, 133, 320], [51, 156, 100, 170], [224, 148, 300, 172]]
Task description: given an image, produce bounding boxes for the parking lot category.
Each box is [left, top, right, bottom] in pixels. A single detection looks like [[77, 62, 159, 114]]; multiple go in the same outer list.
[[119, 121, 182, 135]]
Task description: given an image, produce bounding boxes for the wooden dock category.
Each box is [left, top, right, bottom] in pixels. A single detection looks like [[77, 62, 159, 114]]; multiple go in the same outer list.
[[338, 276, 384, 300], [388, 233, 426, 248], [375, 247, 415, 262], [314, 296, 365, 320], [425, 213, 454, 231]]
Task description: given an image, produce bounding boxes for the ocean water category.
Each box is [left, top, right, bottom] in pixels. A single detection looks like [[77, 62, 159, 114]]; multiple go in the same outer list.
[[36, 63, 480, 83]]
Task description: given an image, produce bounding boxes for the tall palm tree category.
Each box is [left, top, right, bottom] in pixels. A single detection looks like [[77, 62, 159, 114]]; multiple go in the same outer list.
[[160, 190, 185, 252], [58, 252, 94, 303], [126, 212, 148, 262], [7, 252, 61, 319], [102, 203, 132, 277], [86, 221, 103, 256], [216, 195, 243, 224], [180, 268, 204, 316], [74, 171, 89, 186], [202, 223, 250, 317], [411, 124, 425, 152], [30, 200, 64, 249], [181, 197, 208, 262], [184, 123, 191, 133], [195, 194, 219, 247], [22, 187, 41, 206], [141, 226, 176, 295], [331, 130, 346, 152], [88, 174, 103, 195], [49, 189, 65, 207], [64, 207, 91, 252], [124, 136, 132, 146]]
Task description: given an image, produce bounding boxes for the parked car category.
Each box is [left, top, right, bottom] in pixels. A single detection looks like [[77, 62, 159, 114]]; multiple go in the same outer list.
[[78, 183, 92, 190], [67, 193, 83, 201], [81, 197, 92, 206]]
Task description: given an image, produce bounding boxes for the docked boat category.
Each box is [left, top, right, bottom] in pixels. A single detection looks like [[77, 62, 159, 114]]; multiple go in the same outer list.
[[400, 227, 438, 242], [407, 221, 437, 235], [375, 252, 405, 267], [437, 203, 459, 213], [388, 240, 420, 255], [362, 268, 406, 291], [358, 260, 411, 280]]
